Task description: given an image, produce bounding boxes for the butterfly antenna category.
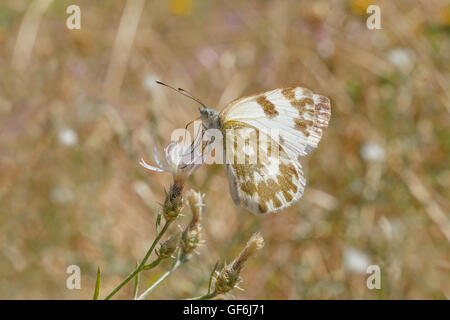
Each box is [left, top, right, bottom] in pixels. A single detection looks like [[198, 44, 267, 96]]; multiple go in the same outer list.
[[156, 80, 207, 109], [184, 116, 201, 131]]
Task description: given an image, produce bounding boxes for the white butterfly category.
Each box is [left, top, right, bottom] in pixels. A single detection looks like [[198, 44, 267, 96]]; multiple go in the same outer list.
[[158, 82, 331, 214]]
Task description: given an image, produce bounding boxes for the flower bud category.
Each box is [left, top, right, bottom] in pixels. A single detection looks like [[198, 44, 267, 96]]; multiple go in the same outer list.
[[163, 181, 183, 222], [214, 232, 264, 294], [157, 233, 180, 259], [181, 190, 204, 255]]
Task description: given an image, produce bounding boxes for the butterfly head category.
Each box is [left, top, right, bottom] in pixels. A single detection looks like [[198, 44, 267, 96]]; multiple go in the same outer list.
[[200, 107, 220, 129]]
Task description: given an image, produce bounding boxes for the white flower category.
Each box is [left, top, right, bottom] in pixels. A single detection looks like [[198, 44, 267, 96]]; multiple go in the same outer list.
[[140, 136, 209, 178], [360, 142, 386, 163], [197, 47, 219, 69], [387, 48, 414, 72], [343, 247, 371, 274], [50, 186, 74, 204], [58, 128, 78, 146]]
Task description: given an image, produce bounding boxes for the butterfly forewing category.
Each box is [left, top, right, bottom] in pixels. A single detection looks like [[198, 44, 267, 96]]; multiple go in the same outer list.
[[220, 87, 331, 159]]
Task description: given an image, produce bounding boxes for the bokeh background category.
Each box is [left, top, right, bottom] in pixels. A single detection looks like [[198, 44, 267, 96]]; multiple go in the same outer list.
[[0, 0, 449, 299]]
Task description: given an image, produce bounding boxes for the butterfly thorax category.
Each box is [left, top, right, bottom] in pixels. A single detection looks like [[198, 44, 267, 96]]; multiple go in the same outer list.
[[200, 108, 221, 129]]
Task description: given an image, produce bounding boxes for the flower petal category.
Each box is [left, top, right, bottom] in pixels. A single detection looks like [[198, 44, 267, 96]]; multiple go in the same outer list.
[[139, 158, 166, 172], [164, 141, 179, 169], [152, 146, 167, 170]]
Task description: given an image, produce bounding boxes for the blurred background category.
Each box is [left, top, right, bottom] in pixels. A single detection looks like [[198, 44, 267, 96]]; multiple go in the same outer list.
[[0, 0, 449, 299]]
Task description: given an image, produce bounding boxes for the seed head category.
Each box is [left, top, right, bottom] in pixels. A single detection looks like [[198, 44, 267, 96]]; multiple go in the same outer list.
[[181, 190, 204, 255], [163, 181, 184, 222], [214, 232, 264, 294], [157, 233, 180, 259]]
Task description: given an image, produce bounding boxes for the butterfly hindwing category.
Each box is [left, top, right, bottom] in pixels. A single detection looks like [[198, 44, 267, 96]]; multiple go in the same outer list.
[[221, 122, 305, 214]]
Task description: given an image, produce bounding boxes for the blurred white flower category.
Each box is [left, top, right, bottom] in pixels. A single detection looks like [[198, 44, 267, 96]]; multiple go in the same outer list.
[[140, 136, 209, 179], [50, 186, 74, 204], [317, 38, 335, 59], [58, 128, 78, 146], [387, 48, 414, 72], [316, 29, 335, 59], [197, 47, 219, 69], [360, 142, 385, 163], [343, 247, 371, 274]]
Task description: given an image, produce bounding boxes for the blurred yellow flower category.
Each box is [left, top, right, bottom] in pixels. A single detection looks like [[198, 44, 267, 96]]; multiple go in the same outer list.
[[171, 0, 192, 16], [442, 5, 450, 26], [350, 0, 371, 16]]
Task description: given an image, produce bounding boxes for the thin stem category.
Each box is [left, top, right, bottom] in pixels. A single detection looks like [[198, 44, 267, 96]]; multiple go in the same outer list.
[[104, 221, 171, 300], [137, 256, 181, 300], [187, 291, 218, 300], [143, 257, 162, 270], [132, 263, 139, 300]]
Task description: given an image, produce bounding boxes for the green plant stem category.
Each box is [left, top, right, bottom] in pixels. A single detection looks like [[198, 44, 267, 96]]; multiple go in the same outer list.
[[132, 263, 139, 300], [137, 256, 181, 300], [104, 221, 171, 300], [187, 291, 218, 300], [143, 257, 162, 270]]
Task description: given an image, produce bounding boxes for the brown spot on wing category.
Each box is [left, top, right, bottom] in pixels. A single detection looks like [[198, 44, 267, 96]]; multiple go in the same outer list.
[[277, 162, 299, 202], [282, 88, 316, 137], [294, 119, 313, 137], [279, 162, 299, 179], [282, 88, 314, 115], [268, 178, 283, 208], [252, 168, 289, 211], [313, 95, 331, 128], [241, 179, 257, 196], [273, 197, 282, 208], [256, 96, 278, 118], [278, 176, 297, 196], [281, 189, 293, 202], [256, 180, 270, 198], [258, 202, 268, 213], [256, 179, 283, 213]]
